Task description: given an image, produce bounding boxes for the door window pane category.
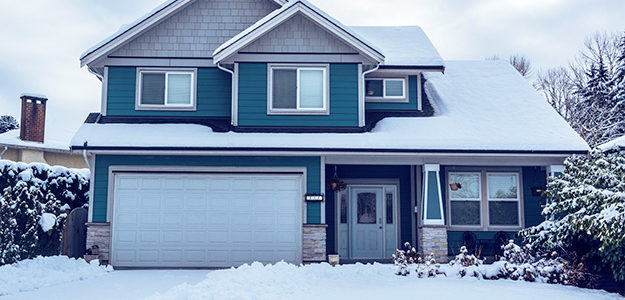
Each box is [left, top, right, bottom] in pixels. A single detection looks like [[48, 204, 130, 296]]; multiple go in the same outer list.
[[340, 191, 347, 224], [489, 201, 519, 226], [272, 69, 297, 109], [488, 174, 518, 199], [299, 69, 324, 108], [141, 73, 165, 105], [366, 79, 383, 97], [450, 200, 481, 225], [385, 80, 404, 97], [357, 192, 376, 224], [167, 73, 192, 104], [385, 192, 393, 224], [449, 173, 481, 200]]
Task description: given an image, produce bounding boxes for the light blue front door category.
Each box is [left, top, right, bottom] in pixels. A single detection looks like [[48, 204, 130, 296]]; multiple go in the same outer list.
[[350, 187, 384, 259]]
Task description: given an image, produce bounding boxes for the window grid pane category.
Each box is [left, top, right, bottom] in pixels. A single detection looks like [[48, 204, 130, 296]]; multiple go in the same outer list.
[[449, 173, 481, 200], [385, 192, 393, 224], [450, 200, 481, 226], [272, 69, 297, 109], [298, 69, 324, 109], [488, 174, 518, 199], [366, 79, 383, 97], [141, 73, 165, 105], [384, 80, 404, 97], [489, 201, 519, 226], [166, 73, 192, 105]]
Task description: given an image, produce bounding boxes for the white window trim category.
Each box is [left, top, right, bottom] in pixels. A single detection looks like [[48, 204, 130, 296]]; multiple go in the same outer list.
[[446, 169, 525, 231], [365, 77, 408, 102], [486, 172, 522, 229], [267, 64, 330, 115], [448, 172, 483, 228], [135, 68, 197, 111]]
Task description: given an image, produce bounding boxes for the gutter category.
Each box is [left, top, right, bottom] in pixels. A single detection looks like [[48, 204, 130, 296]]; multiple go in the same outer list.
[[216, 63, 236, 126]]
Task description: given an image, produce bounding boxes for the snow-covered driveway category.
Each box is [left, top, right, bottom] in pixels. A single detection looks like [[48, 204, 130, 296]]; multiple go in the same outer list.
[[3, 259, 622, 300]]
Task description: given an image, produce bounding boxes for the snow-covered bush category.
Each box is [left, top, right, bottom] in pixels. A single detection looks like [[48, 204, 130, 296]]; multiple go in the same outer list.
[[519, 149, 625, 281], [0, 115, 18, 134], [392, 243, 442, 277], [0, 160, 89, 265], [448, 246, 484, 278]]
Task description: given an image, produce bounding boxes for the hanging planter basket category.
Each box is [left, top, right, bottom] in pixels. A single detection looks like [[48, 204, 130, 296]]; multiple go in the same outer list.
[[327, 166, 347, 192], [449, 182, 462, 191]]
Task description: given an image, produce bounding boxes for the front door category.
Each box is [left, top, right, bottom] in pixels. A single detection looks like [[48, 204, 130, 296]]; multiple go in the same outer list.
[[350, 187, 384, 259]]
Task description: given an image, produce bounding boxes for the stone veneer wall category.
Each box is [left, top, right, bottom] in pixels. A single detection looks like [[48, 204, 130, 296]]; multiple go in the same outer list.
[[418, 226, 448, 262], [86, 223, 111, 263], [303, 224, 327, 262]]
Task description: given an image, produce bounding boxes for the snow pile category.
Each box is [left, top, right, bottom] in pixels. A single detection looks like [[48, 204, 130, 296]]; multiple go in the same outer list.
[[0, 256, 112, 296], [599, 134, 625, 151], [145, 262, 621, 300], [38, 213, 56, 232]]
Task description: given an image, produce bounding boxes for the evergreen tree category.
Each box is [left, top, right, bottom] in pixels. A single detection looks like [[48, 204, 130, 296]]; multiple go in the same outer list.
[[520, 149, 625, 281], [38, 192, 64, 257], [0, 187, 20, 264], [0, 115, 19, 134], [13, 182, 40, 260]]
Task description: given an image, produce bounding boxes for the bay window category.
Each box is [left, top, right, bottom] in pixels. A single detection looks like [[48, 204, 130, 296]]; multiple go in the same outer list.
[[269, 64, 328, 114], [447, 170, 522, 229], [136, 68, 195, 110]]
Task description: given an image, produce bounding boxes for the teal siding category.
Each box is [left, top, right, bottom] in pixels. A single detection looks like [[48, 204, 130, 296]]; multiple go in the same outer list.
[[92, 155, 321, 223], [365, 75, 419, 111], [237, 63, 359, 127], [106, 67, 231, 117]]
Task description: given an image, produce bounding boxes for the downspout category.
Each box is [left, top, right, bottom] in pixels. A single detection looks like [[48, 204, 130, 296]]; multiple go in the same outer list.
[[82, 142, 91, 170], [87, 66, 103, 81], [360, 64, 380, 127], [0, 146, 7, 159], [216, 63, 236, 126]]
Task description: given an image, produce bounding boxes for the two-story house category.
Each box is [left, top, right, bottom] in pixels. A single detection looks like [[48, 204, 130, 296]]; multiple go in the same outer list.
[[72, 0, 589, 268]]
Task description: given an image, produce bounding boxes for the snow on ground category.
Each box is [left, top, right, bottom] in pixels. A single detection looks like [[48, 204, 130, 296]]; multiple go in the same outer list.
[[0, 256, 112, 296], [146, 262, 621, 300], [3, 260, 621, 300]]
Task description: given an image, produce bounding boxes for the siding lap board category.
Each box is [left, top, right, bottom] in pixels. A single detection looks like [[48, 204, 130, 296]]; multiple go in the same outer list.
[[237, 63, 359, 127], [106, 67, 231, 117]]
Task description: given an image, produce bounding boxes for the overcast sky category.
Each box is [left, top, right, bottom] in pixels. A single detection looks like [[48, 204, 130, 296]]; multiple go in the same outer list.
[[0, 0, 623, 142]]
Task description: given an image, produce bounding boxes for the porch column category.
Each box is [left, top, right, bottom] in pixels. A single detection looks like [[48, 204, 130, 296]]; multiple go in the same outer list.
[[418, 164, 448, 262]]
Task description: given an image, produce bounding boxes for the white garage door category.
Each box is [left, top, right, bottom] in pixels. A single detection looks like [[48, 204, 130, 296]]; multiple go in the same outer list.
[[111, 172, 303, 267]]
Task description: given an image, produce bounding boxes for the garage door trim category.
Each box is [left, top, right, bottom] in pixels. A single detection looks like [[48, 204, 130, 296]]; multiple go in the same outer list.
[[107, 166, 307, 267]]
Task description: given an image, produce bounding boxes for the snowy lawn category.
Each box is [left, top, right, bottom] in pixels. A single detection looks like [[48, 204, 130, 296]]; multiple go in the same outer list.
[[2, 260, 622, 300]]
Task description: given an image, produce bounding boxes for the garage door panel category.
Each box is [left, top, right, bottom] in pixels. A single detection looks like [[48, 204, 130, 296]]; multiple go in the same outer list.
[[112, 173, 302, 267]]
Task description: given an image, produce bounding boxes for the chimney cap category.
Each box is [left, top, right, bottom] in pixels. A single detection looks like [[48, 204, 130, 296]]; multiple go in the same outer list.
[[20, 93, 48, 101]]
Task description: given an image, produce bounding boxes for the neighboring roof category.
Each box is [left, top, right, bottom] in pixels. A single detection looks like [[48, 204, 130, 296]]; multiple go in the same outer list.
[[0, 129, 72, 153], [79, 0, 287, 67], [212, 0, 385, 64], [350, 26, 444, 67], [599, 135, 625, 151], [71, 60, 589, 153]]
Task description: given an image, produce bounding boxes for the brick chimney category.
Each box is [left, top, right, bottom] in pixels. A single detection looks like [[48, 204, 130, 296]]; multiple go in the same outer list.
[[19, 93, 48, 143]]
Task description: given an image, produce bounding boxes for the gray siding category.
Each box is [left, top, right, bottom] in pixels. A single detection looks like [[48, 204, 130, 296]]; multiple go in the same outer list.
[[240, 13, 356, 53], [110, 0, 279, 58]]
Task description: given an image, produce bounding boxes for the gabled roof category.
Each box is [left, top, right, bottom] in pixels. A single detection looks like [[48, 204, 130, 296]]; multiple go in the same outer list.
[[212, 0, 385, 64], [350, 26, 444, 68], [79, 0, 287, 67], [70, 60, 589, 153]]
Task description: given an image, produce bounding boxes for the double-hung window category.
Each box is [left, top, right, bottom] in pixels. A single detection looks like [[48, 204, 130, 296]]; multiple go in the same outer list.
[[487, 173, 520, 227], [136, 68, 196, 110], [269, 64, 328, 114], [365, 78, 407, 101], [448, 171, 522, 229], [448, 172, 482, 227]]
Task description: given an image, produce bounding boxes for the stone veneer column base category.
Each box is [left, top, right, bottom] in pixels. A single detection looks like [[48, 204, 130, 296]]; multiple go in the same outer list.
[[418, 226, 448, 263], [303, 224, 327, 262], [86, 222, 111, 264]]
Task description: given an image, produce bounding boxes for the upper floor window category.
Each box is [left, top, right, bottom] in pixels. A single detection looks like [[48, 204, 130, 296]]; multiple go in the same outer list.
[[268, 64, 329, 115], [136, 68, 196, 110], [365, 78, 407, 102], [447, 170, 522, 230]]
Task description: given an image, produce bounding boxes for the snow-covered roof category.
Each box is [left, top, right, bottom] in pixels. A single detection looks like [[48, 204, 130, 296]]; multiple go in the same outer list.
[[20, 93, 48, 100], [350, 26, 444, 67], [599, 135, 625, 151], [0, 129, 72, 153], [71, 60, 589, 153], [212, 0, 385, 64]]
